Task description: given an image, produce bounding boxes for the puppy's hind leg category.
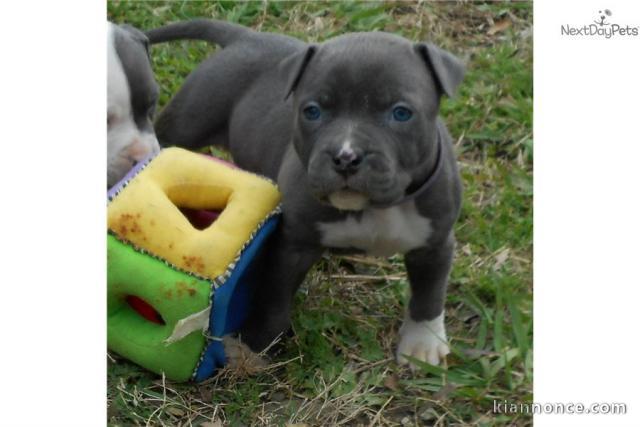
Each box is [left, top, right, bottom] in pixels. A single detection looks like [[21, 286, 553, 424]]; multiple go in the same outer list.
[[153, 49, 248, 150]]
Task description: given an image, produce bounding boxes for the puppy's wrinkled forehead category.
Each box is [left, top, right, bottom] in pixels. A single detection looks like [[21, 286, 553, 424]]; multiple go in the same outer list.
[[299, 33, 439, 110]]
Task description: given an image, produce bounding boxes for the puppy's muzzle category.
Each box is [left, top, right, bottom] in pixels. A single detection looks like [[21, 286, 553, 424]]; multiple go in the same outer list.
[[331, 146, 363, 176]]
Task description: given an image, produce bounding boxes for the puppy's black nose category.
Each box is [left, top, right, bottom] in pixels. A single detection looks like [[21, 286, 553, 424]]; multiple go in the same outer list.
[[332, 148, 362, 174]]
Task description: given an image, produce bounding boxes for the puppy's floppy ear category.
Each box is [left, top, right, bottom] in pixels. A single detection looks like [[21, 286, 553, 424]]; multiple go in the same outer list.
[[280, 45, 317, 101], [414, 43, 465, 98], [120, 24, 152, 57]]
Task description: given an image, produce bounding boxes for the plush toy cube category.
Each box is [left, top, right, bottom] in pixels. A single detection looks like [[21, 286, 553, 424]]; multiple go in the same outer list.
[[107, 147, 281, 382]]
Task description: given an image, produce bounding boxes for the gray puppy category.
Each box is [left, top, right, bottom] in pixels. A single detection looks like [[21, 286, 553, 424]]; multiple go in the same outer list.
[[146, 19, 463, 369]]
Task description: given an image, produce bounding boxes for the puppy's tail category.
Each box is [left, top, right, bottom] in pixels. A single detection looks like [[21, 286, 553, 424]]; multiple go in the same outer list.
[[145, 19, 249, 48]]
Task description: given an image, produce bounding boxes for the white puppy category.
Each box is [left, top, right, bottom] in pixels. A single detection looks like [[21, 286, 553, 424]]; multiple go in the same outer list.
[[107, 22, 160, 188]]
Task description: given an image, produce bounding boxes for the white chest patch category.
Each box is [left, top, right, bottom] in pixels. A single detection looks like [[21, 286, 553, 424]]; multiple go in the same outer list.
[[317, 201, 432, 256]]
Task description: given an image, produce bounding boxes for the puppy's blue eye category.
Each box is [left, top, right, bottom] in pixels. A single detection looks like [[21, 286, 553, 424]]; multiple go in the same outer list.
[[303, 104, 321, 121], [392, 106, 413, 122]]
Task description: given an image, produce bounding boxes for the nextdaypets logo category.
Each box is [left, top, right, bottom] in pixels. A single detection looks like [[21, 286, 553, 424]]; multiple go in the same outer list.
[[561, 9, 640, 38], [594, 8, 612, 26]]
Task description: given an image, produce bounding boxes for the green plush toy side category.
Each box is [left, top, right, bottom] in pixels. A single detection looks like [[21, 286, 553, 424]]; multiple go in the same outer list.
[[107, 235, 211, 381]]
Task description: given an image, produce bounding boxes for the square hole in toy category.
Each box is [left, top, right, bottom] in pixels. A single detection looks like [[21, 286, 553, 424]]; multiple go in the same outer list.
[[179, 208, 221, 230], [163, 183, 231, 232]]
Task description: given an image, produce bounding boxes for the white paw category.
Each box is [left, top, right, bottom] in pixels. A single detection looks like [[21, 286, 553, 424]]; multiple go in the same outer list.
[[396, 312, 450, 369]]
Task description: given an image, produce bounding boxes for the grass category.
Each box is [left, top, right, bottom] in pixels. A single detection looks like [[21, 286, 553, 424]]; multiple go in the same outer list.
[[107, 1, 533, 426]]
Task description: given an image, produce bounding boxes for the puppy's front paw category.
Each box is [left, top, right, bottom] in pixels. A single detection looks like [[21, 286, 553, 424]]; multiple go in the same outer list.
[[222, 335, 267, 376], [396, 312, 449, 369]]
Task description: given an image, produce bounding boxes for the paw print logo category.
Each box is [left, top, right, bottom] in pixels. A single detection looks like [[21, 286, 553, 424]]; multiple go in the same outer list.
[[595, 9, 612, 26]]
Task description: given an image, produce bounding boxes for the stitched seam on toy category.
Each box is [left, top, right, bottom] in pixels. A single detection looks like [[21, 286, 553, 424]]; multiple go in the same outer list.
[[190, 204, 281, 381], [209, 204, 282, 289], [107, 230, 214, 283], [107, 153, 157, 203], [191, 288, 216, 381], [190, 324, 228, 380]]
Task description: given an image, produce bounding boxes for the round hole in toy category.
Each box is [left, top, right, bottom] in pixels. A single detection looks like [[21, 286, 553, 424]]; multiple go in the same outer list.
[[126, 295, 165, 325]]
